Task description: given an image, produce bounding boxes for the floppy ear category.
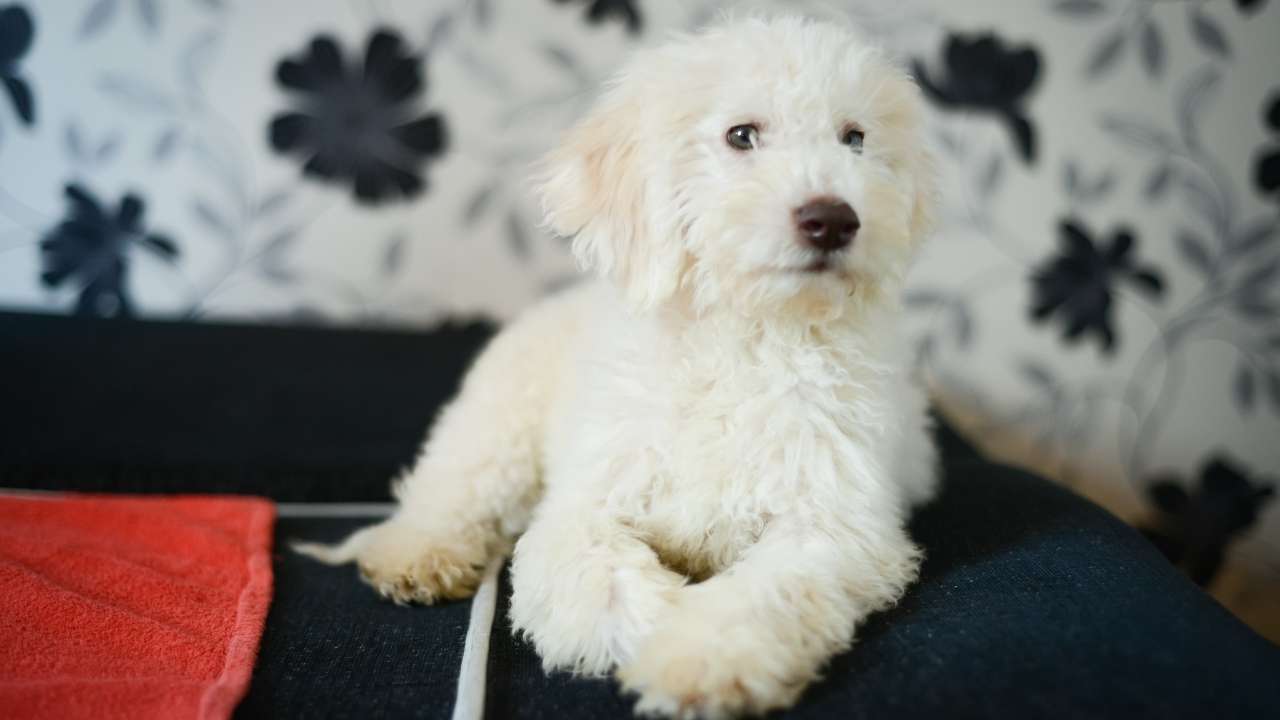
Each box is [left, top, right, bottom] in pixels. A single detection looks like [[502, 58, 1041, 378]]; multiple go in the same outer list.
[[908, 144, 938, 246], [873, 61, 939, 250], [899, 77, 939, 247], [537, 77, 684, 309]]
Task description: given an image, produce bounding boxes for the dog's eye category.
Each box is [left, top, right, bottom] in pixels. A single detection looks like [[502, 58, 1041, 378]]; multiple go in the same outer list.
[[841, 126, 865, 153], [726, 124, 759, 151]]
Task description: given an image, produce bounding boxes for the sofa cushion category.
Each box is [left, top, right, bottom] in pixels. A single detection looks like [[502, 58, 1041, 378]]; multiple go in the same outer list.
[[0, 312, 491, 501], [240, 462, 1280, 719]]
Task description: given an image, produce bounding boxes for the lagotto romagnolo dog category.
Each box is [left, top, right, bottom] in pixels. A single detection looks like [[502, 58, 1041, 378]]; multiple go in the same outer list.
[[299, 16, 939, 717]]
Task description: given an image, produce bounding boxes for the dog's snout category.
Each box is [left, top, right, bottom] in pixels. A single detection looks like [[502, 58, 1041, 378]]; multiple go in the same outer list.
[[794, 199, 860, 252]]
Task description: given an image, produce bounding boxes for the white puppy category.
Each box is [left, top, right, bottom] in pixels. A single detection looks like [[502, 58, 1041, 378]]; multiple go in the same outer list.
[[302, 16, 939, 717]]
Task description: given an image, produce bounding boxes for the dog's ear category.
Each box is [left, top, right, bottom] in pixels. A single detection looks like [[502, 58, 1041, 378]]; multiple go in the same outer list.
[[871, 61, 940, 250], [537, 75, 684, 309], [908, 140, 938, 247], [896, 74, 939, 248]]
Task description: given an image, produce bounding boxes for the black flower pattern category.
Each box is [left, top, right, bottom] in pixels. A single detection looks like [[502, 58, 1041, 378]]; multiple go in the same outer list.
[[552, 0, 641, 35], [1142, 457, 1274, 586], [914, 33, 1041, 163], [40, 184, 178, 317], [269, 29, 447, 205], [0, 4, 35, 125], [1029, 219, 1164, 352], [1256, 93, 1280, 202]]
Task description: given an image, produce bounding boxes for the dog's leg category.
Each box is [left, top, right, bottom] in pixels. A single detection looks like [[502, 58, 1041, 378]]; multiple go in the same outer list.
[[618, 512, 921, 717], [294, 301, 575, 604], [893, 381, 941, 509], [508, 494, 687, 677]]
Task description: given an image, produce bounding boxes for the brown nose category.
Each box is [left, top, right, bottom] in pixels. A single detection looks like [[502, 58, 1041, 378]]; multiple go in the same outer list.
[[794, 199, 860, 252]]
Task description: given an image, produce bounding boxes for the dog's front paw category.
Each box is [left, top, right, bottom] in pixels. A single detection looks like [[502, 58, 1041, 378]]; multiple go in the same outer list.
[[353, 519, 486, 605], [617, 614, 806, 719]]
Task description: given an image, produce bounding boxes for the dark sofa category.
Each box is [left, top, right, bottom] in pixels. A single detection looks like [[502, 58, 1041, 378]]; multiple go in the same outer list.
[[3, 311, 1278, 719]]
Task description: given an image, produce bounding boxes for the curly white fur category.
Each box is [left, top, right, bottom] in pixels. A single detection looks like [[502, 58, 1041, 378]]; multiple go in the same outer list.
[[298, 16, 940, 717]]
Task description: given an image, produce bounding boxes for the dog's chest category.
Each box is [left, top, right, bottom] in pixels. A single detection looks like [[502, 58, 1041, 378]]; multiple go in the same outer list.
[[619, 343, 877, 577]]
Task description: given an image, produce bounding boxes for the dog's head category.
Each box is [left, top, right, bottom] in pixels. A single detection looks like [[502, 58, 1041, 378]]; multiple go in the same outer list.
[[539, 17, 935, 320]]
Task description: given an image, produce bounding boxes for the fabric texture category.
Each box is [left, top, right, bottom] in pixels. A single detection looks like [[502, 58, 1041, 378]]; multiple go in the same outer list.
[[0, 493, 275, 720], [0, 311, 494, 501], [480, 461, 1280, 719], [237, 464, 1280, 720], [237, 517, 470, 719]]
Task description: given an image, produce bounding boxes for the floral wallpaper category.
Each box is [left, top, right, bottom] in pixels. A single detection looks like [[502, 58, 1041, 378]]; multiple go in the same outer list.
[[0, 0, 1277, 638]]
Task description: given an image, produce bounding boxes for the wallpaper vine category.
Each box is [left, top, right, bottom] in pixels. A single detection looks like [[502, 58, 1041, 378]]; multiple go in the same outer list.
[[0, 0, 1276, 639]]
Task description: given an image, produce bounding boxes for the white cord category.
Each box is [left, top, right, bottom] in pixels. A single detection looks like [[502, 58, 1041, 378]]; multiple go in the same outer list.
[[275, 502, 395, 518], [451, 556, 504, 720]]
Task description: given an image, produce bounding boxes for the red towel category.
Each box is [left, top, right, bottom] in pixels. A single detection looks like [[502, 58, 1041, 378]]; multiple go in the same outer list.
[[0, 494, 275, 720]]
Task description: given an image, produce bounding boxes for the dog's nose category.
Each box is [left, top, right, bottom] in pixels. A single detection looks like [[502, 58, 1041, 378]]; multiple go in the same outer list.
[[794, 199, 860, 252]]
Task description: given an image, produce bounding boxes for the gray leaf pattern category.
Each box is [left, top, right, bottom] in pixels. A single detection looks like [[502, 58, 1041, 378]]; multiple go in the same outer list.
[[1189, 6, 1230, 59], [152, 126, 180, 162], [1099, 115, 1175, 154], [1230, 218, 1277, 256], [1144, 163, 1172, 201], [383, 234, 407, 277], [259, 227, 299, 276], [1176, 228, 1214, 276], [1177, 66, 1221, 150], [192, 199, 235, 240], [98, 75, 174, 112], [978, 153, 1003, 198], [464, 185, 497, 225], [254, 189, 292, 219], [1086, 30, 1125, 77], [64, 122, 87, 162], [1268, 372, 1280, 415], [137, 0, 159, 33], [1236, 364, 1256, 413], [1240, 258, 1279, 298], [181, 31, 220, 96], [79, 0, 120, 39], [1053, 0, 1106, 16], [1139, 19, 1163, 78], [506, 210, 529, 259]]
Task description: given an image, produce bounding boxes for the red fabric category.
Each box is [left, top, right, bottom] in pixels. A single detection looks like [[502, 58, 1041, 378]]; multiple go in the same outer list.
[[0, 494, 275, 720]]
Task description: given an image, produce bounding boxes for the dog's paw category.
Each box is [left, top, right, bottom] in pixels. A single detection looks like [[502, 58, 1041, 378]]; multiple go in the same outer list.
[[351, 519, 485, 604], [617, 617, 805, 719]]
